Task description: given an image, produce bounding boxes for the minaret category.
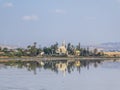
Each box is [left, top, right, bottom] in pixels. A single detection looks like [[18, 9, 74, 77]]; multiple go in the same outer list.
[[62, 40, 66, 47]]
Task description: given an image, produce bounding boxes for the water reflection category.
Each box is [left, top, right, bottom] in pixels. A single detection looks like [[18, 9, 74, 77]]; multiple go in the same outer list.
[[1, 59, 120, 90], [0, 59, 119, 75]]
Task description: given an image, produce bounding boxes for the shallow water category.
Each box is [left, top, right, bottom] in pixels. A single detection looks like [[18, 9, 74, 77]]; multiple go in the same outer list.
[[0, 59, 120, 90]]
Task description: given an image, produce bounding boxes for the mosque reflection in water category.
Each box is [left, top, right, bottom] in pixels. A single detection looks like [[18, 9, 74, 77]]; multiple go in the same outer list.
[[0, 60, 103, 75]]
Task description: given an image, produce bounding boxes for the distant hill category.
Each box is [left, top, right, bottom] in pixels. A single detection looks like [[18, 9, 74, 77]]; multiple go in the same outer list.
[[100, 42, 120, 51], [0, 44, 17, 49], [89, 42, 120, 51], [0, 42, 120, 51]]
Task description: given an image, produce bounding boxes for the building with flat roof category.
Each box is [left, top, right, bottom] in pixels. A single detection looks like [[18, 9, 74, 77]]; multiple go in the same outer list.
[[103, 52, 120, 57]]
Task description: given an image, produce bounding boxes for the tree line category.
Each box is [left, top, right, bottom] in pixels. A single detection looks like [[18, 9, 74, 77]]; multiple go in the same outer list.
[[0, 42, 104, 57]]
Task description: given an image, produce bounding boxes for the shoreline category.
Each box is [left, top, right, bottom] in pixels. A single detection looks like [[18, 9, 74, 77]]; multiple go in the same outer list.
[[0, 57, 120, 63]]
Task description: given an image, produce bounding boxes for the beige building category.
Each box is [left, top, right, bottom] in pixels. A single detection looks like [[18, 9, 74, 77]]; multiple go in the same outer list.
[[74, 50, 80, 56], [104, 52, 120, 57], [56, 41, 67, 55]]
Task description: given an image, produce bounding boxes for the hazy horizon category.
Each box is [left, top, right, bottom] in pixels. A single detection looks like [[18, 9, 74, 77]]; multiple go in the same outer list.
[[1, 0, 120, 47]]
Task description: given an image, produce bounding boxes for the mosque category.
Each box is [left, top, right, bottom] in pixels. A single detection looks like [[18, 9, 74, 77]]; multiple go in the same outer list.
[[56, 41, 68, 55]]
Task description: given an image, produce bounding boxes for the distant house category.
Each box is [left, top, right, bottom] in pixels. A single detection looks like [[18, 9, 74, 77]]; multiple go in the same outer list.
[[37, 52, 45, 57], [0, 52, 7, 58], [103, 52, 120, 57], [0, 52, 5, 55]]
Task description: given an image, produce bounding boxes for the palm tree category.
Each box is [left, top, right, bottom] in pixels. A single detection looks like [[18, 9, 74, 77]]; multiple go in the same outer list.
[[0, 47, 2, 51], [27, 42, 38, 56], [33, 42, 37, 47]]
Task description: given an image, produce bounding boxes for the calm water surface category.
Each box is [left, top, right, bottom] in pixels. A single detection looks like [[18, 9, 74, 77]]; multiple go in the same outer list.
[[0, 59, 120, 90]]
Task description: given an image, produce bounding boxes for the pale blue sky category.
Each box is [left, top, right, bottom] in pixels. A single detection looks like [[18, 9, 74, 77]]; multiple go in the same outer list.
[[0, 0, 120, 47]]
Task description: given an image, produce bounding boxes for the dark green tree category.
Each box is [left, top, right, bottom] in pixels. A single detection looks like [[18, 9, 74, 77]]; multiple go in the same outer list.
[[27, 42, 38, 56], [2, 48, 8, 53], [67, 43, 75, 55], [76, 43, 81, 51], [43, 47, 52, 55], [50, 42, 58, 54], [0, 47, 2, 51]]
